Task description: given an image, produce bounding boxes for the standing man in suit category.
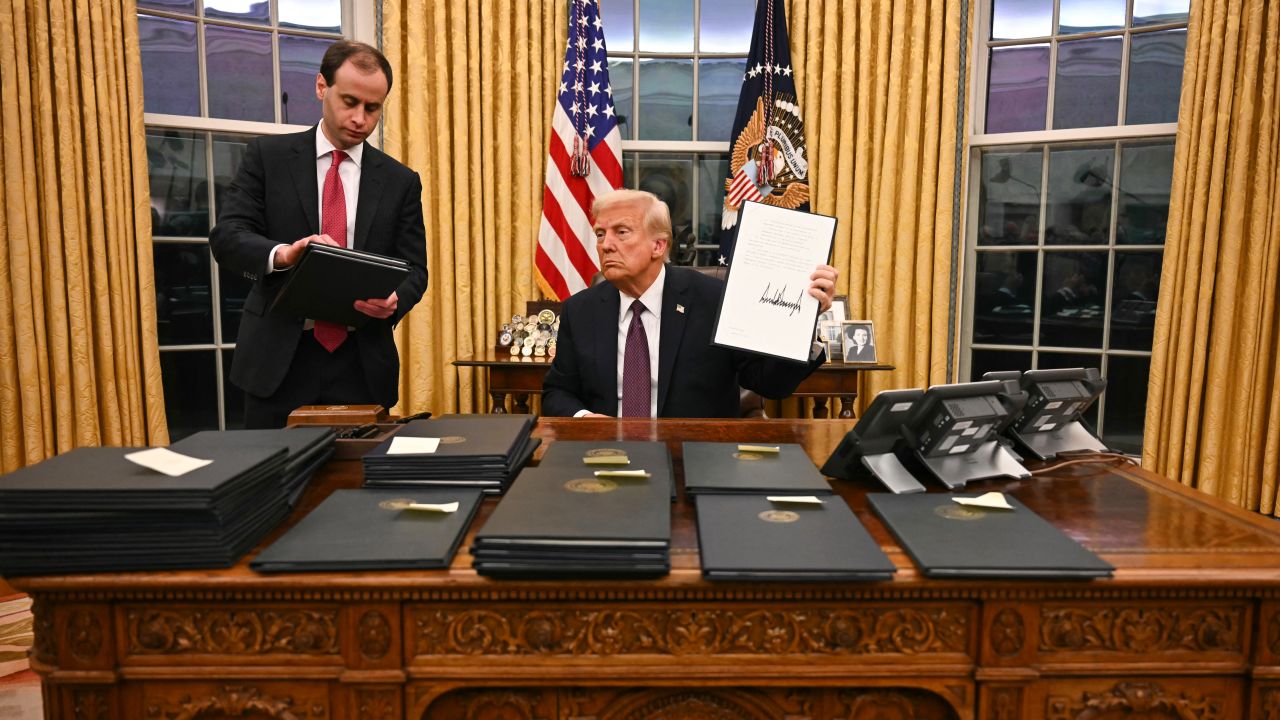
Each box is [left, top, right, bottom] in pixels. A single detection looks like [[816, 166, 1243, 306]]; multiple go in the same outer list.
[[211, 40, 428, 428], [542, 189, 838, 418]]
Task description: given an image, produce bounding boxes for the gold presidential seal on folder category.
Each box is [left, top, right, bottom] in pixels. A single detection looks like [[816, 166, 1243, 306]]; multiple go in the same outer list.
[[565, 478, 618, 493], [758, 510, 800, 523]]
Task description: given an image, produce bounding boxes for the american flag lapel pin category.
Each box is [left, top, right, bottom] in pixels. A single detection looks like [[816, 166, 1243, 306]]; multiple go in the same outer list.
[[676, 304, 686, 314]]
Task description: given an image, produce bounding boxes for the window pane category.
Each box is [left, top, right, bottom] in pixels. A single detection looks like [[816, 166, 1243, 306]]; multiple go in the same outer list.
[[138, 0, 195, 14], [638, 0, 694, 52], [147, 129, 209, 237], [1046, 146, 1113, 245], [699, 0, 754, 52], [1058, 0, 1125, 33], [1133, 0, 1190, 26], [160, 350, 219, 441], [1117, 141, 1174, 245], [280, 34, 329, 125], [969, 349, 1033, 380], [1126, 29, 1186, 125], [1053, 37, 1123, 129], [986, 45, 1049, 133], [222, 349, 244, 429], [139, 15, 200, 116], [279, 0, 342, 32], [638, 59, 693, 140], [610, 60, 634, 140], [1102, 354, 1149, 453], [696, 154, 730, 265], [1110, 252, 1161, 351], [217, 262, 252, 343], [211, 134, 250, 221], [991, 0, 1052, 40], [206, 25, 274, 122], [154, 243, 214, 345], [1037, 350, 1102, 427], [1039, 251, 1106, 348], [978, 149, 1042, 246], [635, 153, 694, 254], [973, 251, 1036, 345], [205, 0, 269, 24], [698, 59, 745, 141], [601, 0, 635, 52]]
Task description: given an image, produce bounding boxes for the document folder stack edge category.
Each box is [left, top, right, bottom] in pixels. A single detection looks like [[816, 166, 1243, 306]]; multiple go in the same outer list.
[[362, 414, 539, 494], [271, 243, 410, 328], [171, 426, 336, 506]]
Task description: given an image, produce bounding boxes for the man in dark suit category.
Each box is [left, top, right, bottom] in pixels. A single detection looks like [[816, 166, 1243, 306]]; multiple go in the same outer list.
[[211, 41, 428, 428], [542, 189, 837, 418]]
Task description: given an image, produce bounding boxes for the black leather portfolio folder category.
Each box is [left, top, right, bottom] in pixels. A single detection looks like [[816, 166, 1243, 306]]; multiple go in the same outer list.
[[270, 243, 409, 328], [682, 442, 832, 495], [695, 494, 895, 580], [538, 440, 675, 499], [868, 493, 1114, 578], [251, 488, 484, 572]]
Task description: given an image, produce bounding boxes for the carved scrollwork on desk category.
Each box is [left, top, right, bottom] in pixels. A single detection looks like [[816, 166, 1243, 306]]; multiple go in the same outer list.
[[72, 688, 110, 720], [988, 609, 1025, 657], [355, 688, 398, 720], [67, 610, 104, 661], [145, 685, 324, 720], [357, 610, 392, 660], [1268, 612, 1280, 656], [413, 607, 968, 657], [1039, 606, 1241, 654], [1046, 682, 1224, 720], [32, 598, 55, 663], [126, 609, 339, 655], [987, 687, 1022, 720], [1261, 688, 1280, 720]]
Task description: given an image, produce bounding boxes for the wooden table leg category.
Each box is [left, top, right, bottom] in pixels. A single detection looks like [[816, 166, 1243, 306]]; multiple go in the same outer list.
[[513, 393, 530, 414], [839, 396, 855, 418], [811, 397, 830, 419], [490, 392, 508, 413]]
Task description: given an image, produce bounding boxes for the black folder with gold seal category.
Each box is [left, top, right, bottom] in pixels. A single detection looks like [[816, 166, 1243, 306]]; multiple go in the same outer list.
[[682, 441, 833, 495], [270, 243, 409, 328]]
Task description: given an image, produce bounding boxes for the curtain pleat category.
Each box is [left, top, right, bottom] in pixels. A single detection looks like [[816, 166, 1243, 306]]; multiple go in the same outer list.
[[0, 0, 166, 471]]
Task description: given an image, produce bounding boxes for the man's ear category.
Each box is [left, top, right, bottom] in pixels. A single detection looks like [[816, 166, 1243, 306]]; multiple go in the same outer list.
[[315, 72, 327, 101], [653, 236, 669, 260]]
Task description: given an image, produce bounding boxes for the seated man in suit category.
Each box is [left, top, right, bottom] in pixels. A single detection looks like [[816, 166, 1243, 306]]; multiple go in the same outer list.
[[542, 189, 838, 418]]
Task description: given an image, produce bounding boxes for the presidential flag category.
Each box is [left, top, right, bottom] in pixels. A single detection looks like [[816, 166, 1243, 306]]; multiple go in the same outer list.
[[535, 0, 624, 300], [718, 0, 810, 265]]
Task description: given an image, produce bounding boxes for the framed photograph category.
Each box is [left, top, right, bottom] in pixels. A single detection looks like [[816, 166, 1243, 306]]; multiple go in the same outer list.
[[817, 295, 848, 327], [820, 321, 844, 361], [840, 320, 877, 364]]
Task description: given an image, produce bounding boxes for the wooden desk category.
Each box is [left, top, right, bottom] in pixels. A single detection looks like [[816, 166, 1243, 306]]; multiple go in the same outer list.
[[454, 351, 894, 417], [14, 418, 1280, 719]]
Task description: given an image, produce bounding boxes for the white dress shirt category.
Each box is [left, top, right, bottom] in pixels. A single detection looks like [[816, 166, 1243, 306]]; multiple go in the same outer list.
[[574, 267, 665, 417], [267, 127, 363, 272]]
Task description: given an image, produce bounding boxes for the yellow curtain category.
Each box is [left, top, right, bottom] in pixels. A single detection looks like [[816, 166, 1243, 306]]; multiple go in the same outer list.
[[382, 0, 566, 415], [0, 0, 167, 471], [788, 0, 967, 402], [1145, 0, 1280, 511]]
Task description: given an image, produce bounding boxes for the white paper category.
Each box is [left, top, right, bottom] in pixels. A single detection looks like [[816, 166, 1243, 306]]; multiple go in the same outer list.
[[714, 201, 837, 361], [125, 447, 212, 477], [387, 436, 441, 455], [404, 501, 459, 513], [953, 492, 1014, 510], [766, 495, 824, 505]]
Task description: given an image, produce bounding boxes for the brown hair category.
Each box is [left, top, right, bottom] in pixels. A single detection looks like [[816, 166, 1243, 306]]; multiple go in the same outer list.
[[320, 40, 393, 92]]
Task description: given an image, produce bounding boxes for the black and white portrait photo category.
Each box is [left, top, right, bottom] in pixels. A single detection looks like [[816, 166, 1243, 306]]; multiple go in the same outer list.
[[841, 321, 877, 363]]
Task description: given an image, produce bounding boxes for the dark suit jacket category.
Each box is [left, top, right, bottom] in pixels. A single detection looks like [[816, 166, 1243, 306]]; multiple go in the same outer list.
[[209, 127, 428, 406], [542, 266, 822, 417]]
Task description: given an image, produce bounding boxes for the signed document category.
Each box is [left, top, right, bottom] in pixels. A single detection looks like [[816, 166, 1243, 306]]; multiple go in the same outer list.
[[713, 201, 836, 361]]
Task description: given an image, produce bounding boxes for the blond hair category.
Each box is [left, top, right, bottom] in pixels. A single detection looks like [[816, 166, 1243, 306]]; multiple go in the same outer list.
[[592, 189, 672, 246]]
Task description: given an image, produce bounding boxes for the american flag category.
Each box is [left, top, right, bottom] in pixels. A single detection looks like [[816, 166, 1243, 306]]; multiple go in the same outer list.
[[535, 0, 624, 300]]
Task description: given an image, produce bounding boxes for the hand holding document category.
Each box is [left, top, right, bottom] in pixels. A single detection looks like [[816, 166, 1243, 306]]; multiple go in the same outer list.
[[714, 201, 837, 361]]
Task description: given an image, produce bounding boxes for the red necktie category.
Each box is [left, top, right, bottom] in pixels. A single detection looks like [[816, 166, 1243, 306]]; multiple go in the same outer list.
[[314, 150, 348, 352], [621, 300, 651, 417]]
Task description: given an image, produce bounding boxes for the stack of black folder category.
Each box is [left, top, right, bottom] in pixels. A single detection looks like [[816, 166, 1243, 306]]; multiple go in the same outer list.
[[271, 243, 410, 328], [251, 488, 484, 572], [362, 415, 538, 494], [868, 493, 1114, 578], [538, 440, 676, 500], [0, 446, 291, 575], [472, 447, 673, 577], [682, 442, 833, 495], [171, 426, 335, 505]]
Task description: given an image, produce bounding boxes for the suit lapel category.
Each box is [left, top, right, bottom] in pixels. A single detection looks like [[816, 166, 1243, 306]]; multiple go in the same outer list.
[[288, 129, 320, 235], [657, 267, 690, 416], [596, 286, 620, 414], [354, 143, 384, 251]]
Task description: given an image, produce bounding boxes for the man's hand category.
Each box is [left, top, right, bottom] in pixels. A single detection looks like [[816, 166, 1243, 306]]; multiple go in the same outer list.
[[580, 412, 611, 418], [273, 234, 340, 269], [808, 264, 839, 313], [355, 291, 398, 320]]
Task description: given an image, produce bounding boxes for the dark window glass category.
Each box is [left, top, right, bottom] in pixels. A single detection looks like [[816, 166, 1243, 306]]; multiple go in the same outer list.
[[635, 153, 695, 249], [698, 59, 746, 142], [137, 0, 196, 14], [211, 134, 251, 222], [696, 154, 731, 265], [222, 349, 245, 429], [978, 149, 1042, 246], [139, 15, 200, 116], [602, 0, 635, 52], [160, 350, 218, 441], [279, 0, 343, 33], [991, 0, 1052, 40], [1039, 251, 1107, 348], [1046, 145, 1113, 245], [205, 25, 274, 122], [986, 45, 1050, 133], [638, 59, 693, 140], [280, 34, 330, 126], [217, 262, 252, 343], [969, 349, 1033, 380], [1102, 354, 1150, 453], [1117, 141, 1174, 244], [638, 0, 694, 52], [1037, 350, 1102, 427], [154, 243, 215, 345], [205, 0, 270, 24], [699, 0, 754, 51], [1058, 0, 1125, 33], [1110, 252, 1161, 351], [1126, 30, 1186, 125], [1133, 0, 1190, 26], [147, 129, 209, 237], [609, 60, 634, 140], [973, 251, 1037, 345], [1053, 37, 1123, 129]]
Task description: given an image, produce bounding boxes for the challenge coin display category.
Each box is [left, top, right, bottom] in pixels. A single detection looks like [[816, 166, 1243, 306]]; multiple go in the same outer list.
[[494, 307, 561, 355]]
